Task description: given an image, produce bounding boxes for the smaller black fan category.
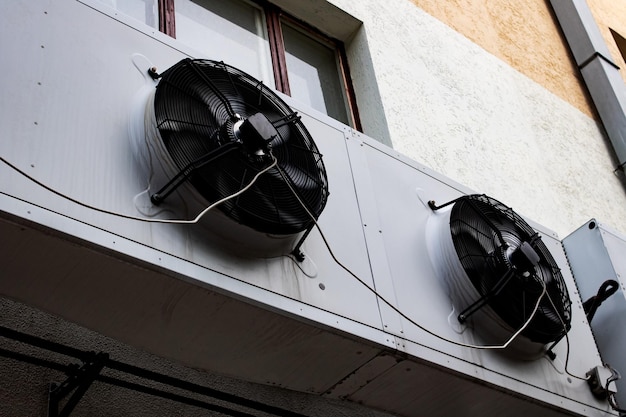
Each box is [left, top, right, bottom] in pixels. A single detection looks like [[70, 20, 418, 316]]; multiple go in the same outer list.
[[447, 195, 571, 344], [151, 58, 329, 235]]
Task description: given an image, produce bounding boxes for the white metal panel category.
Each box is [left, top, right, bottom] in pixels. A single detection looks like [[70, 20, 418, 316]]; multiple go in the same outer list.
[[344, 359, 582, 417], [0, 198, 389, 393], [564, 220, 626, 408]]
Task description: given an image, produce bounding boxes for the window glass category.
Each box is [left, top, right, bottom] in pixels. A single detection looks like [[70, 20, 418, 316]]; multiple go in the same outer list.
[[281, 23, 349, 124], [174, 0, 274, 88], [97, 0, 158, 28]]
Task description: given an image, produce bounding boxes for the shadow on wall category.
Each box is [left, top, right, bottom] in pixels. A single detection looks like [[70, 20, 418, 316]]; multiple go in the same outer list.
[[346, 25, 393, 147], [0, 297, 397, 417]]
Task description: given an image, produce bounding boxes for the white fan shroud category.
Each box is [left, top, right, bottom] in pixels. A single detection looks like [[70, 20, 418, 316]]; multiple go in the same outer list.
[[425, 204, 548, 359]]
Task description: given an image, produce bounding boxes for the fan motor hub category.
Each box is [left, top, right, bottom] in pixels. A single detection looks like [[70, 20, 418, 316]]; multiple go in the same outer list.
[[506, 241, 540, 277], [233, 113, 277, 158]]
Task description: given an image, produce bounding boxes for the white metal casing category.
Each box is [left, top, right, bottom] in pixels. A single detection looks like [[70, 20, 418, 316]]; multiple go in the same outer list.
[[0, 0, 615, 415], [563, 220, 626, 409]]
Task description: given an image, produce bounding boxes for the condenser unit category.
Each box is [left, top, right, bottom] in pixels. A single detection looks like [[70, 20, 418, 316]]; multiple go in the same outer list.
[[0, 1, 619, 416], [334, 133, 615, 416], [131, 57, 329, 258]]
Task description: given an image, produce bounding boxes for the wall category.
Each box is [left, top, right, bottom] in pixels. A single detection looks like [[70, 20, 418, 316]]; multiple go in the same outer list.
[[0, 297, 395, 417], [410, 0, 595, 118], [328, 0, 626, 237]]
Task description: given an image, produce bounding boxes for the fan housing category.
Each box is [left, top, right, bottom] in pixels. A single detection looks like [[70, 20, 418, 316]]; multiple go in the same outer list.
[[427, 194, 572, 358], [134, 59, 329, 256]]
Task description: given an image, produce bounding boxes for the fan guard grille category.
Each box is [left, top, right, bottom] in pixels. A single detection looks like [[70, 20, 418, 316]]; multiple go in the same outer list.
[[449, 195, 571, 344], [153, 59, 329, 235]]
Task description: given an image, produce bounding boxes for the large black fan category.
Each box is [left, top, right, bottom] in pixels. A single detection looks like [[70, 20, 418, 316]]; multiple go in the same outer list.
[[432, 194, 571, 344], [150, 58, 329, 235]]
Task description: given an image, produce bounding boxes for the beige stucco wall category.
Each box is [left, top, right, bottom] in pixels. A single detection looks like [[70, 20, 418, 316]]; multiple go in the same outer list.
[[409, 0, 596, 118]]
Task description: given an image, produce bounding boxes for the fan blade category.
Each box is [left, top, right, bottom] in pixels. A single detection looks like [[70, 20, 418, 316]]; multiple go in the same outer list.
[[448, 195, 571, 345], [153, 59, 329, 235]]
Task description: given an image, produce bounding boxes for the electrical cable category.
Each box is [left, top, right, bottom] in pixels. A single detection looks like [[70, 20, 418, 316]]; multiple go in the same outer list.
[[0, 156, 276, 225], [287, 166, 592, 381], [277, 154, 612, 398], [583, 279, 619, 323], [274, 163, 548, 351], [0, 154, 582, 356], [544, 291, 590, 382], [275, 159, 592, 375]]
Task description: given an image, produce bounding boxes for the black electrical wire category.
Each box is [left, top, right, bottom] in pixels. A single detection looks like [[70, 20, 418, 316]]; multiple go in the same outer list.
[[0, 324, 90, 360], [0, 346, 70, 373], [274, 164, 548, 351], [0, 155, 566, 352], [0, 156, 276, 225], [0, 155, 587, 370], [104, 358, 308, 417], [583, 279, 619, 323]]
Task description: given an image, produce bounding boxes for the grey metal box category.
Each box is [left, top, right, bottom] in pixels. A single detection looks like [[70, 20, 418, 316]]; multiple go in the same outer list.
[[564, 219, 626, 408]]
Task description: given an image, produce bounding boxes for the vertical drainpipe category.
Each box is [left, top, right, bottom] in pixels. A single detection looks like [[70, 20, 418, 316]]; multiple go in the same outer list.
[[549, 0, 626, 172]]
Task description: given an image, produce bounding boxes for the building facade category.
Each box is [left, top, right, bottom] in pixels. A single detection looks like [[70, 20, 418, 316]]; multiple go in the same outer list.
[[1, 0, 625, 416]]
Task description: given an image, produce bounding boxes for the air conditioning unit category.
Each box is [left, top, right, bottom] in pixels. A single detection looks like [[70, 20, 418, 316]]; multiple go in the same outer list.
[[564, 220, 626, 412], [332, 133, 614, 416], [0, 1, 619, 416], [425, 193, 574, 359]]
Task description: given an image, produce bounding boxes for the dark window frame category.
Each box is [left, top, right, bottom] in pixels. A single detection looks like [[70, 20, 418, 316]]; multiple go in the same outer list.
[[157, 0, 361, 130]]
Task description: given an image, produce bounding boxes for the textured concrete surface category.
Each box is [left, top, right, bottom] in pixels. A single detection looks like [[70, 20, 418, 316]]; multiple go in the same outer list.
[[408, 0, 595, 118], [0, 297, 397, 417], [330, 0, 626, 237]]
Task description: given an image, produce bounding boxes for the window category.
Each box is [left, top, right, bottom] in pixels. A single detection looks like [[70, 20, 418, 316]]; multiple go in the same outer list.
[[99, 0, 360, 128], [281, 20, 350, 124], [173, 0, 274, 86]]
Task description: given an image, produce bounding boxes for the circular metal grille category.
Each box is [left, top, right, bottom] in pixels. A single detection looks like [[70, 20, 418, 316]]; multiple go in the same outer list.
[[153, 59, 329, 235], [449, 194, 572, 344]]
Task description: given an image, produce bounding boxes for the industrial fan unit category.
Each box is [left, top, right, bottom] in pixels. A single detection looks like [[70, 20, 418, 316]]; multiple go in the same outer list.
[[427, 194, 572, 358], [134, 58, 329, 257]]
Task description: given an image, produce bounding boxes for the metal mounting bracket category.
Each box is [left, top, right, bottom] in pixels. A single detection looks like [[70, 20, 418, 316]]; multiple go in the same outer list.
[[48, 352, 108, 417]]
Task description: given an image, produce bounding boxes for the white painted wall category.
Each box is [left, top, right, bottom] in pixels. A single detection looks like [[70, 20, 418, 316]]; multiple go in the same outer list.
[[330, 0, 626, 238]]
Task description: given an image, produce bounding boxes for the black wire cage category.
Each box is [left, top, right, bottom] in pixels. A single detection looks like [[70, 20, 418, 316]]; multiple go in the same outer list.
[[433, 194, 572, 345], [151, 58, 329, 236]]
